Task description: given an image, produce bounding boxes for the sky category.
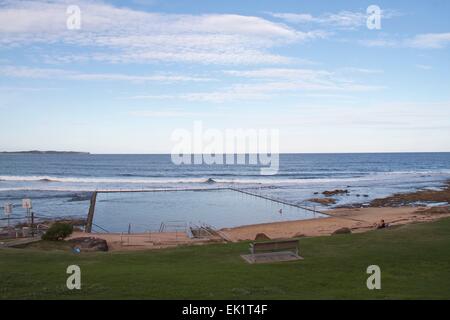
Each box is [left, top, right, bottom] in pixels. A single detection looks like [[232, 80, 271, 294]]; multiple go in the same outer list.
[[0, 0, 449, 153]]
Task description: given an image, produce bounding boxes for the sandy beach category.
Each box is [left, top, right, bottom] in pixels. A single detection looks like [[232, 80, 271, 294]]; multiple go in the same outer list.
[[220, 206, 450, 242]]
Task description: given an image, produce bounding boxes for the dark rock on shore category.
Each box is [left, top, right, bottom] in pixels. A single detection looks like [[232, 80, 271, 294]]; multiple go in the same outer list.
[[307, 198, 336, 205], [370, 182, 450, 207], [322, 189, 349, 197], [254, 233, 271, 241], [68, 237, 108, 252], [205, 178, 216, 184]]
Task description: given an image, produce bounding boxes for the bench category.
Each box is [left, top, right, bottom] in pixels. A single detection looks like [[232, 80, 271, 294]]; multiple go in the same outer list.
[[241, 239, 302, 263], [250, 239, 299, 255]]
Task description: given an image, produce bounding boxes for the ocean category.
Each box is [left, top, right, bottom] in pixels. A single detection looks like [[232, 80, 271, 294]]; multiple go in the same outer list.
[[1, 153, 449, 231]]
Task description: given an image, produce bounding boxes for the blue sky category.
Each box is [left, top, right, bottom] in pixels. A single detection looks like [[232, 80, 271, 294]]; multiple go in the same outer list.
[[0, 0, 449, 153]]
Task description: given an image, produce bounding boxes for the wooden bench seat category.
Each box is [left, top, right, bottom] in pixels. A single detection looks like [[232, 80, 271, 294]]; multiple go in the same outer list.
[[250, 239, 299, 255]]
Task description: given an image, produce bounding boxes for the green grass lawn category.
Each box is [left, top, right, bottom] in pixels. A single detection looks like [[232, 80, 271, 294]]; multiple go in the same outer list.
[[1, 218, 450, 300]]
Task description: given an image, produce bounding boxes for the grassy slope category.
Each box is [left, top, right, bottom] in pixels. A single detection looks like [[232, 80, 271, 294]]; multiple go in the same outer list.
[[1, 218, 450, 300]]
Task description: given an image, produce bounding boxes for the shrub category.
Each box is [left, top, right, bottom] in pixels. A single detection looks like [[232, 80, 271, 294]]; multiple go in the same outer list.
[[42, 222, 73, 241]]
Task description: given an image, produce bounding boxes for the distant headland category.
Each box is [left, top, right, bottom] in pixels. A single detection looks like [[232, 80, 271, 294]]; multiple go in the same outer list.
[[0, 150, 90, 155]]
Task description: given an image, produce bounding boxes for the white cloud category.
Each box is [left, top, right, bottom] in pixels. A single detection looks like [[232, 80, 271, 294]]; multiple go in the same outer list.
[[224, 68, 333, 80], [0, 65, 69, 78], [122, 68, 384, 103], [0, 65, 213, 82], [269, 9, 398, 29], [260, 101, 450, 131], [224, 67, 382, 88], [271, 11, 366, 29], [0, 0, 326, 65], [129, 109, 216, 118], [55, 49, 294, 65], [407, 33, 450, 49], [225, 67, 383, 80], [123, 67, 384, 103], [359, 38, 399, 48], [360, 32, 450, 49], [416, 64, 432, 70], [125, 94, 177, 100], [337, 67, 383, 74]]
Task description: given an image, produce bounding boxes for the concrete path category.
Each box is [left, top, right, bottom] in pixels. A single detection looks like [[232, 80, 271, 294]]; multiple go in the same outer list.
[[0, 236, 42, 248]]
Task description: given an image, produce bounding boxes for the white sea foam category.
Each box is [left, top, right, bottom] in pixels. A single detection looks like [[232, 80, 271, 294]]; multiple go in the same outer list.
[[0, 170, 449, 192], [0, 175, 208, 184], [0, 171, 449, 185]]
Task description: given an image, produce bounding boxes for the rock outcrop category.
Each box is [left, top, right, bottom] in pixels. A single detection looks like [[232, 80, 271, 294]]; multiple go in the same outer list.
[[322, 189, 349, 197], [254, 233, 271, 241], [68, 237, 108, 252], [307, 198, 336, 205]]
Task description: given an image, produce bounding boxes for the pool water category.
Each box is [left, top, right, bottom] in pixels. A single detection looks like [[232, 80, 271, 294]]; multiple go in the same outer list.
[[92, 189, 327, 232]]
